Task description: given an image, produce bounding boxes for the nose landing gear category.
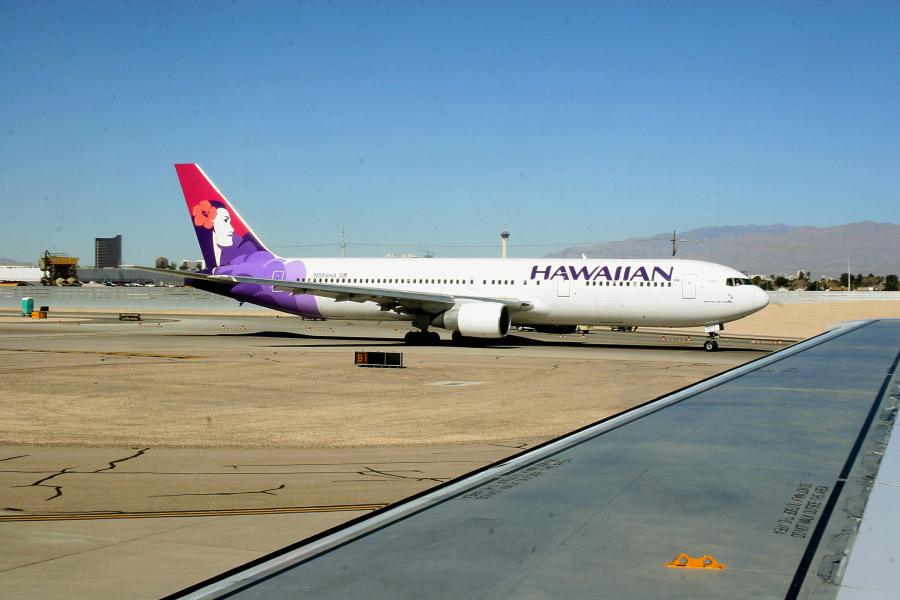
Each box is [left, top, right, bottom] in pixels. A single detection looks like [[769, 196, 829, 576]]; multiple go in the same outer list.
[[703, 323, 724, 352]]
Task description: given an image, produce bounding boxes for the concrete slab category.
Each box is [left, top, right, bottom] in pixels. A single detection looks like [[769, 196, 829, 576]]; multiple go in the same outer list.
[[0, 512, 363, 600]]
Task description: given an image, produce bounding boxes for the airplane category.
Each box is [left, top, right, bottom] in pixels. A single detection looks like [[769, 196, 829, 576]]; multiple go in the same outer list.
[[135, 164, 770, 351]]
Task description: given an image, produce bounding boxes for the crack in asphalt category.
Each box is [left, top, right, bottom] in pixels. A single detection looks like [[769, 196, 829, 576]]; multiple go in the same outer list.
[[488, 442, 529, 450], [0, 455, 29, 462], [1, 469, 364, 476], [357, 466, 447, 483], [92, 448, 150, 473], [6, 452, 460, 506], [149, 484, 286, 498], [8, 449, 149, 502], [224, 460, 484, 470], [13, 467, 77, 501]]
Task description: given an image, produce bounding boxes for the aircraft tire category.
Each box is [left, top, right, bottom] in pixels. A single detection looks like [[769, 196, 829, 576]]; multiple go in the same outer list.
[[704, 339, 719, 352]]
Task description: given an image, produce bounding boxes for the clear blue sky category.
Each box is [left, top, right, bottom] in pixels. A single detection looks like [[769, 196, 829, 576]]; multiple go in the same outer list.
[[1, 0, 898, 265]]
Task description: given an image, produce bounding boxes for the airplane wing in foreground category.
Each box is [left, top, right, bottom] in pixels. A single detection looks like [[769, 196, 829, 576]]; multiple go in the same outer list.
[[171, 319, 900, 600]]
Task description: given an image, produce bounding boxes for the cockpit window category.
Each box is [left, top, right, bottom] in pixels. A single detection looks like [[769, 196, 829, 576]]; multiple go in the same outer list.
[[726, 278, 755, 286]]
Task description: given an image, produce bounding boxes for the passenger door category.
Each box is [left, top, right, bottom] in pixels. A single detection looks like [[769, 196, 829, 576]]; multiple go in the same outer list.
[[682, 274, 697, 299]]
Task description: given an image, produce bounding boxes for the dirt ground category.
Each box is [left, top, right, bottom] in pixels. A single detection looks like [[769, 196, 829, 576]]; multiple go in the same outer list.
[[0, 324, 737, 448], [2, 300, 898, 448], [712, 299, 900, 339]]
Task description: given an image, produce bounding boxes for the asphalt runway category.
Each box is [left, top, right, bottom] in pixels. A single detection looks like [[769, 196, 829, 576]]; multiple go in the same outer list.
[[0, 310, 774, 599]]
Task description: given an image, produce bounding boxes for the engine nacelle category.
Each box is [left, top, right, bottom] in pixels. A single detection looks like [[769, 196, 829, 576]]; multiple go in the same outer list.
[[433, 302, 511, 338]]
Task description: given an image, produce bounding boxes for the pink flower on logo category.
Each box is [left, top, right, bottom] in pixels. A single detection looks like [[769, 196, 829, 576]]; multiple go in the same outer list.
[[192, 200, 216, 229]]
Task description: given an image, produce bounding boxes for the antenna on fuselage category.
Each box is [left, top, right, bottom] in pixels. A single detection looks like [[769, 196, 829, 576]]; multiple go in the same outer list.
[[671, 230, 687, 257], [340, 226, 348, 258]]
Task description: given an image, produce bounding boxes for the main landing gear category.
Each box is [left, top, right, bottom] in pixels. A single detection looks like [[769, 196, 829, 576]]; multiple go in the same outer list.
[[404, 330, 441, 345]]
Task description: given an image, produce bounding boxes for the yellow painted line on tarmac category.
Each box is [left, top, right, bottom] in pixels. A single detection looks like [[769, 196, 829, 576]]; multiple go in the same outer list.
[[0, 348, 204, 359], [0, 503, 387, 522]]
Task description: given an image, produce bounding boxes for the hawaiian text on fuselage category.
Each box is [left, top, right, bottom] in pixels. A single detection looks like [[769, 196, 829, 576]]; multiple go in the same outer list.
[[530, 265, 674, 282]]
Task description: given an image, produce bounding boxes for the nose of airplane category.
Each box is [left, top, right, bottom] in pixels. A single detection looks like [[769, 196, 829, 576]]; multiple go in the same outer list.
[[753, 287, 770, 310]]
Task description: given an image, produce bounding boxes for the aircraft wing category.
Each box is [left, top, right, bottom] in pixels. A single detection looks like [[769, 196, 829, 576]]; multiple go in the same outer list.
[[128, 266, 533, 314], [172, 319, 900, 600]]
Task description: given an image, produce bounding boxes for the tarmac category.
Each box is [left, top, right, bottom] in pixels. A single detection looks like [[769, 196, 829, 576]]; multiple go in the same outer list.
[[1, 300, 898, 598]]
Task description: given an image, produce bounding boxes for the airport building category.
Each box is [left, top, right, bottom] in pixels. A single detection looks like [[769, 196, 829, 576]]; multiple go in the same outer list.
[[95, 234, 122, 268], [0, 265, 42, 284]]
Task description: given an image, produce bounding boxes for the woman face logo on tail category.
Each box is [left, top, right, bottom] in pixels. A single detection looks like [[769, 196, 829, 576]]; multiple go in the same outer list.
[[212, 207, 235, 248], [192, 199, 236, 269]]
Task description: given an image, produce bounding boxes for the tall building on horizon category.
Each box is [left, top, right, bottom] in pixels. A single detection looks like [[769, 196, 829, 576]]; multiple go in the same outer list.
[[95, 234, 122, 268]]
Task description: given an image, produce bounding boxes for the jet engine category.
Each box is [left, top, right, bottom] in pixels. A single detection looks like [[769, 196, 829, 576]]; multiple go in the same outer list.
[[433, 302, 511, 338]]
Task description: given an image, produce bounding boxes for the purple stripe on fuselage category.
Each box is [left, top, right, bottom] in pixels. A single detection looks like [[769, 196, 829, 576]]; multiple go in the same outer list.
[[203, 252, 321, 318]]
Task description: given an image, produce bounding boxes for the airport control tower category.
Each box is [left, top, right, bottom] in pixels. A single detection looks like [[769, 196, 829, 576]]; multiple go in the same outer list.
[[500, 228, 510, 258]]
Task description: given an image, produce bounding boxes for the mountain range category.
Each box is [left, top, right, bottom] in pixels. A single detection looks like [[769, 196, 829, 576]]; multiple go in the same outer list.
[[0, 257, 33, 266], [546, 221, 900, 278]]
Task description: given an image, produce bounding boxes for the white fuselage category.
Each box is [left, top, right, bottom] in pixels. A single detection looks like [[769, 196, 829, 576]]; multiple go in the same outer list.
[[281, 257, 768, 328]]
